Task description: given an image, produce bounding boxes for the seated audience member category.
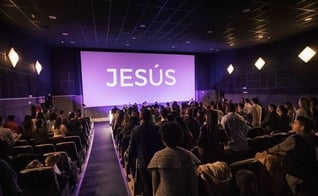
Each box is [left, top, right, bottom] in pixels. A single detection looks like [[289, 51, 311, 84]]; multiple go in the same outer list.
[[0, 116, 15, 146], [148, 122, 200, 196], [262, 104, 282, 134], [221, 103, 249, 163], [236, 169, 261, 196], [0, 159, 23, 196], [32, 119, 49, 144], [197, 161, 232, 196], [67, 111, 83, 136], [52, 118, 67, 137], [4, 115, 19, 134], [25, 159, 43, 169], [277, 105, 291, 132], [21, 115, 34, 140], [266, 116, 317, 195]]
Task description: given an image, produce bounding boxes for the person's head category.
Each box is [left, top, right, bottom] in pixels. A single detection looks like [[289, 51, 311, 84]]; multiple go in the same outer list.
[[160, 108, 168, 119], [237, 103, 245, 113], [226, 103, 236, 113], [205, 110, 218, 128], [268, 104, 277, 112], [7, 115, 15, 121], [277, 105, 288, 115], [235, 169, 258, 194], [140, 108, 152, 123], [298, 97, 310, 110], [160, 122, 183, 147], [252, 97, 259, 105], [292, 116, 314, 133]]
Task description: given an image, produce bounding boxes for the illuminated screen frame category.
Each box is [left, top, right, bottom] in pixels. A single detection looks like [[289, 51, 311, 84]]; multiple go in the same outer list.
[[80, 51, 195, 107]]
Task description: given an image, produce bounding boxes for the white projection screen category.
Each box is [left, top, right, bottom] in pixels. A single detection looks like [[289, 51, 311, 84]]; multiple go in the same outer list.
[[80, 51, 195, 107]]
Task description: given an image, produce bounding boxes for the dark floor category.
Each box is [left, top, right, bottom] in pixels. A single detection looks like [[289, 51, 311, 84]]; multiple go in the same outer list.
[[78, 122, 129, 196]]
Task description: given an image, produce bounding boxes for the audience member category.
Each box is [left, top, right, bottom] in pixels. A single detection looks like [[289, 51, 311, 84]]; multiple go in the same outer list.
[[0, 116, 15, 146], [21, 115, 34, 140], [262, 104, 281, 134], [32, 119, 49, 144], [52, 117, 68, 137], [197, 110, 224, 163], [4, 115, 19, 134], [127, 108, 163, 196], [295, 97, 313, 120], [250, 98, 262, 127], [267, 116, 317, 195], [0, 159, 23, 196], [148, 122, 200, 196]]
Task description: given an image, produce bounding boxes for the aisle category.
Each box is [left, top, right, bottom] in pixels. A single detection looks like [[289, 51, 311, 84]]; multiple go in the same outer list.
[[78, 122, 129, 196]]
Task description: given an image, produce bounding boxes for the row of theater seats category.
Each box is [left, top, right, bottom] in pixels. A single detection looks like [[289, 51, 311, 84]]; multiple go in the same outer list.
[[8, 117, 93, 196]]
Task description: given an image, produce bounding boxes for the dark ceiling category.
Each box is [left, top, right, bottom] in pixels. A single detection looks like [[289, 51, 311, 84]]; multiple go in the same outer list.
[[1, 0, 318, 53]]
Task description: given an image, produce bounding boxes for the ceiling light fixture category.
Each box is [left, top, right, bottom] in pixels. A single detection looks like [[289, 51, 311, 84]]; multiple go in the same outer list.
[[70, 41, 76, 44], [207, 30, 213, 34], [255, 57, 265, 70], [62, 32, 68, 36], [298, 46, 316, 63], [304, 17, 312, 22], [139, 24, 146, 28], [8, 47, 19, 68], [48, 15, 56, 20], [227, 64, 234, 74], [186, 41, 191, 44], [35, 60, 42, 75]]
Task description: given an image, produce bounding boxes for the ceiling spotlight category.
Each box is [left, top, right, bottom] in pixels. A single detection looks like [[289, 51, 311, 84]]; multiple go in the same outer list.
[[62, 32, 69, 36], [304, 17, 312, 22], [125, 43, 130, 46], [227, 64, 234, 74], [258, 35, 264, 39], [48, 15, 57, 20], [131, 37, 137, 40], [35, 60, 42, 75], [207, 30, 213, 34], [186, 41, 191, 44], [242, 8, 250, 13], [298, 46, 316, 63], [70, 41, 76, 44], [139, 24, 146, 28], [171, 46, 175, 49], [8, 47, 19, 68], [255, 57, 265, 70]]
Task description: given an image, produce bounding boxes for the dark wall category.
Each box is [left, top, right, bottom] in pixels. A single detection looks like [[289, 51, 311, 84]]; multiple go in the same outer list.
[[213, 29, 318, 94], [50, 47, 82, 95], [0, 24, 51, 98]]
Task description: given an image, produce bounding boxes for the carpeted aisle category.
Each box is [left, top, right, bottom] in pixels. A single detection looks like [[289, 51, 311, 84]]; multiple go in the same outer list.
[[78, 122, 129, 196]]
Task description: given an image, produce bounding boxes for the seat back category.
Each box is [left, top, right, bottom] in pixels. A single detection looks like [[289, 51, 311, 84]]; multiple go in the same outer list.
[[19, 167, 62, 196], [12, 153, 42, 172], [13, 139, 28, 146], [56, 142, 79, 163], [33, 143, 56, 155], [12, 145, 33, 156], [63, 136, 83, 152]]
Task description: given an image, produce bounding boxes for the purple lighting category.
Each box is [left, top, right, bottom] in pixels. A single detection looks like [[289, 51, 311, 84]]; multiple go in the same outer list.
[[80, 51, 195, 107]]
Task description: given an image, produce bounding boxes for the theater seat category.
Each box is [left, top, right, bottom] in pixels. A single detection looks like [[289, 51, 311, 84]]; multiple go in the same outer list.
[[33, 143, 56, 155], [12, 145, 33, 157], [56, 142, 81, 168], [19, 166, 69, 196], [12, 153, 42, 172]]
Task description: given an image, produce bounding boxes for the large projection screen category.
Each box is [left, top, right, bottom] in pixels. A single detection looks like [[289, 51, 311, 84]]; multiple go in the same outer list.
[[80, 51, 195, 107]]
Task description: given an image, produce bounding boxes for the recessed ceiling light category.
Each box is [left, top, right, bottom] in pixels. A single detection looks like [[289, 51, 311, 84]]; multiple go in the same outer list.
[[171, 46, 175, 49], [48, 15, 57, 20], [186, 41, 191, 44], [31, 14, 36, 18], [304, 17, 312, 22], [62, 32, 68, 36], [298, 46, 316, 63], [207, 30, 213, 34], [255, 57, 265, 70], [209, 48, 214, 51], [70, 41, 76, 44], [61, 41, 64, 44], [227, 64, 234, 74], [131, 37, 137, 40], [229, 43, 235, 47], [125, 43, 130, 46], [139, 24, 146, 28], [242, 8, 250, 13]]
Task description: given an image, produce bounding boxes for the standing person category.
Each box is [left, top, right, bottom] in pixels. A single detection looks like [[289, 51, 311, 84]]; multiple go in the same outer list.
[[148, 122, 200, 196], [220, 103, 249, 163], [250, 98, 262, 127], [197, 110, 224, 163], [128, 108, 163, 196]]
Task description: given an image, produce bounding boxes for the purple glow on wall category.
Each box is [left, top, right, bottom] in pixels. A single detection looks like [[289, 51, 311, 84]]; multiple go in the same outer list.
[[80, 51, 195, 107]]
